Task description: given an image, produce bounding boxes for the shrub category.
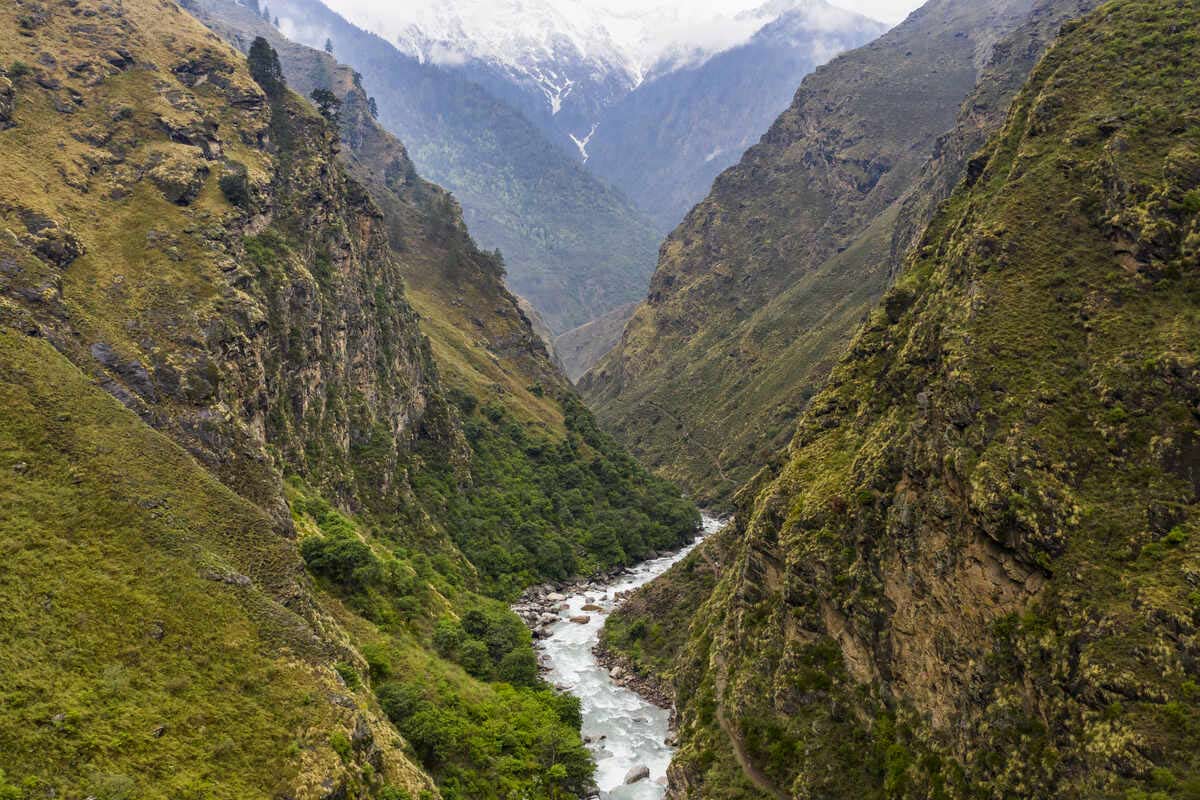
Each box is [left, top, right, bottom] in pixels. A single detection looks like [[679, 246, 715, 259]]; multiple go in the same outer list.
[[377, 682, 425, 724], [334, 662, 361, 691], [301, 532, 379, 590], [330, 731, 352, 763], [361, 642, 393, 681], [219, 162, 252, 210], [497, 649, 539, 687]]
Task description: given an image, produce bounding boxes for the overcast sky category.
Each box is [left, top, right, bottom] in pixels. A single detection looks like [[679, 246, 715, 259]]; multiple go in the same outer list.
[[318, 0, 929, 76], [819, 0, 923, 24], [592, 0, 925, 25]]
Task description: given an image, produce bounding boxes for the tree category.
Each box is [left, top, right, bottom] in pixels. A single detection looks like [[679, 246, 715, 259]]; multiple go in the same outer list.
[[246, 36, 284, 98], [260, 3, 270, 20], [324, 37, 334, 54], [497, 649, 538, 687], [273, 15, 279, 26], [367, 96, 379, 119], [309, 87, 342, 124]]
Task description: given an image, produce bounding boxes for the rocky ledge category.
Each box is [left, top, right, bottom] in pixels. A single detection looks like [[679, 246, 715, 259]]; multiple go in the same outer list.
[[593, 643, 675, 714]]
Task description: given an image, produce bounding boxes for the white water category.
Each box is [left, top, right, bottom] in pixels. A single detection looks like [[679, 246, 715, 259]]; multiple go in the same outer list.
[[537, 514, 723, 798]]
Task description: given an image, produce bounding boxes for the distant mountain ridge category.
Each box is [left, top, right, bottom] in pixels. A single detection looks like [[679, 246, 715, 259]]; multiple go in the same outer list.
[[581, 0, 1073, 505], [266, 0, 663, 334], [328, 0, 888, 233], [586, 1, 887, 231]]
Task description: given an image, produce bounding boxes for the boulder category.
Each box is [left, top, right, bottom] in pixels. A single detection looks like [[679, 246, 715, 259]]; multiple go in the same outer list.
[[609, 666, 624, 680], [0, 76, 14, 130], [569, 615, 591, 624], [581, 603, 603, 612], [546, 592, 567, 602], [624, 765, 650, 785], [147, 152, 210, 205]]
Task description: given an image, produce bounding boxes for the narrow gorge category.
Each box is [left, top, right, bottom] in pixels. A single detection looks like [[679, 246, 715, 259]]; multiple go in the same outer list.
[[1, 0, 1197, 798]]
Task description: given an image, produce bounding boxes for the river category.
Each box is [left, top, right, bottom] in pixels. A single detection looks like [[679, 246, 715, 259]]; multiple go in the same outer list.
[[534, 514, 723, 799]]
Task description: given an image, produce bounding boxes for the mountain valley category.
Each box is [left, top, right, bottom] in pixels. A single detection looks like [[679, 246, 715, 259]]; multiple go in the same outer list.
[[1, 0, 1197, 797]]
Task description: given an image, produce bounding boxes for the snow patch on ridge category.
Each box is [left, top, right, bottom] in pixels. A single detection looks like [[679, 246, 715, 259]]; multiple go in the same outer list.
[[569, 122, 599, 162], [321, 0, 891, 117]]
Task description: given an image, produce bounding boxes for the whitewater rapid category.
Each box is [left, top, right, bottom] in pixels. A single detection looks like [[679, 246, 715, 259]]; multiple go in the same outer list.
[[535, 514, 723, 799]]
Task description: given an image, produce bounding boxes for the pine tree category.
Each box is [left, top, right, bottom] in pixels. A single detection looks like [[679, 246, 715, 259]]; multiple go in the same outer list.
[[324, 38, 334, 55], [273, 15, 279, 26], [260, 3, 270, 20], [310, 88, 342, 124], [367, 96, 379, 120], [247, 37, 285, 99]]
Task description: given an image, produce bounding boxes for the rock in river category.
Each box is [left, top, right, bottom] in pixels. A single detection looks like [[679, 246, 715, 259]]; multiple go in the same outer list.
[[624, 765, 650, 784]]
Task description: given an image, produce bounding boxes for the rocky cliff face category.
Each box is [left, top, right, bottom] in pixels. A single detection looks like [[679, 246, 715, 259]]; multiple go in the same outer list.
[[191, 0, 569, 428], [581, 0, 1079, 507], [0, 0, 447, 793], [608, 1, 1200, 795], [258, 0, 664, 335], [0, 0, 463, 531]]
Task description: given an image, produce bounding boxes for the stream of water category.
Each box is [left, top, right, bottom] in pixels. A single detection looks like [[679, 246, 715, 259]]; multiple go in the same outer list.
[[535, 514, 723, 799]]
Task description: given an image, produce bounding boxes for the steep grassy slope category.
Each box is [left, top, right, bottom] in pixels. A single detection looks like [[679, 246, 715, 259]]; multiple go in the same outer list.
[[190, 0, 566, 431], [0, 330, 435, 798], [0, 0, 696, 794], [608, 1, 1200, 795], [250, 0, 662, 335], [581, 0, 1082, 506], [187, 0, 700, 597]]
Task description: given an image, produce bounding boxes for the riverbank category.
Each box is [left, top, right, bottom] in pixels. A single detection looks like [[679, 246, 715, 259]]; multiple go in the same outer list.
[[513, 515, 723, 798]]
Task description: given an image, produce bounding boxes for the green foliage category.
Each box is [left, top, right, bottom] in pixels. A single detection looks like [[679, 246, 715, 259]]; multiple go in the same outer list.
[[361, 642, 394, 681], [415, 392, 699, 597], [301, 529, 379, 590], [0, 771, 20, 800], [430, 607, 537, 685], [334, 662, 362, 691], [287, 480, 592, 797], [376, 678, 593, 799], [218, 161, 252, 210], [330, 731, 353, 764], [246, 36, 284, 98], [310, 87, 342, 124]]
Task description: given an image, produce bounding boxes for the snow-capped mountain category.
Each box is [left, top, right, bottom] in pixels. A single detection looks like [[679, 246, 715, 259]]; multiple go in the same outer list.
[[587, 1, 888, 230], [389, 0, 637, 143], [320, 0, 882, 157]]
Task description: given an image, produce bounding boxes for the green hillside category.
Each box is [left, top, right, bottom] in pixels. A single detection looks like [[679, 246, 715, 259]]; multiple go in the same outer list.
[[0, 0, 696, 795], [604, 0, 1200, 795], [581, 0, 1094, 507]]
